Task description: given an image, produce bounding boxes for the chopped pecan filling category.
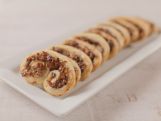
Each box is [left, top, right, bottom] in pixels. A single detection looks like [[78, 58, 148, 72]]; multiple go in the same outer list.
[[52, 47, 70, 57], [113, 20, 133, 38], [76, 36, 104, 54], [65, 41, 96, 62], [89, 29, 114, 53], [72, 56, 86, 72], [107, 25, 126, 40], [96, 27, 118, 41], [52, 47, 86, 73], [21, 51, 69, 88], [125, 20, 144, 39], [47, 67, 69, 89], [21, 52, 50, 77]]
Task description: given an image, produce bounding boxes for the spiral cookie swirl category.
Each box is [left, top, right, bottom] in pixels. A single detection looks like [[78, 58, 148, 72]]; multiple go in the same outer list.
[[115, 17, 152, 40], [64, 39, 102, 71], [50, 45, 93, 81], [20, 50, 77, 96], [74, 33, 110, 61], [102, 21, 131, 46], [111, 18, 140, 42], [88, 27, 120, 59], [95, 25, 125, 49]]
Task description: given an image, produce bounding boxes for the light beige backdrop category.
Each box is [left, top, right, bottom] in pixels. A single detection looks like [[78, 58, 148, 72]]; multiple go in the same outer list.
[[0, 0, 161, 121]]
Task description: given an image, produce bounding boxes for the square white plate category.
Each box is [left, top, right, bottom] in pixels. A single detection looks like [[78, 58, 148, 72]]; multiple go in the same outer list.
[[0, 19, 161, 116]]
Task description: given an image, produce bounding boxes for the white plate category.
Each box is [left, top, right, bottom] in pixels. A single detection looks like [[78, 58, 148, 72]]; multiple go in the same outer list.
[[0, 20, 161, 116]]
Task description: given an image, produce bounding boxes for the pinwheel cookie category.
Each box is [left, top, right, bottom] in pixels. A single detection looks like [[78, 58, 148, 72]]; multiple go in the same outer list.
[[49, 45, 93, 81], [113, 16, 153, 40], [95, 24, 125, 49], [132, 17, 161, 35], [74, 32, 110, 61], [88, 27, 120, 59], [101, 21, 131, 46], [20, 50, 77, 96], [64, 39, 102, 71], [111, 18, 140, 42]]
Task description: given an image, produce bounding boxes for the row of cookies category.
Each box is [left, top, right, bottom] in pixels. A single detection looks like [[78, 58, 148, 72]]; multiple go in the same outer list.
[[20, 16, 160, 96]]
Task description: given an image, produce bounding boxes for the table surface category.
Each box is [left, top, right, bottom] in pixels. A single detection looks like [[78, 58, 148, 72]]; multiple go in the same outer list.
[[1, 0, 161, 121]]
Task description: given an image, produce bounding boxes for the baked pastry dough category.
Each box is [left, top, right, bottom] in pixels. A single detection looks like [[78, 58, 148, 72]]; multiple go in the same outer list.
[[50, 45, 93, 81], [20, 50, 77, 96], [111, 18, 140, 42], [42, 51, 78, 96], [64, 39, 102, 71], [133, 17, 161, 35], [88, 27, 120, 59], [116, 17, 152, 40], [66, 58, 81, 83], [103, 21, 131, 46], [96, 24, 125, 49], [74, 32, 110, 61]]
